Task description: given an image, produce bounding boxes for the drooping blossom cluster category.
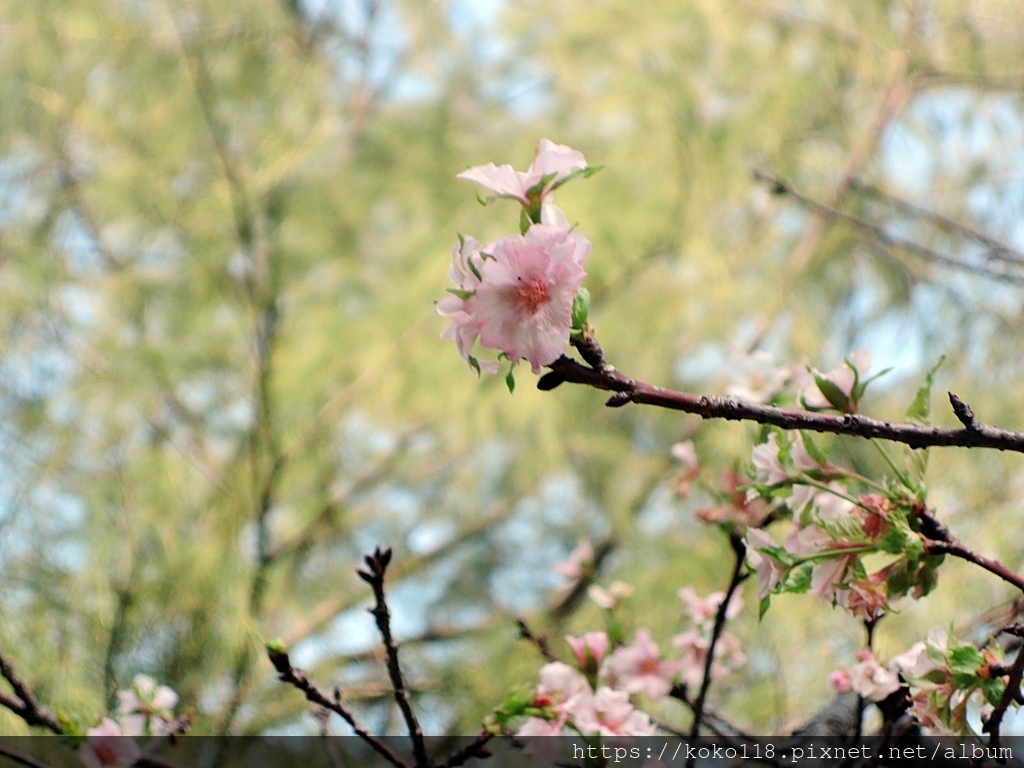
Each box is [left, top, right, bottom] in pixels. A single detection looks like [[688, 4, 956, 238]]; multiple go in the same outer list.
[[743, 429, 942, 619], [78, 675, 180, 768], [440, 141, 596, 380], [493, 588, 744, 740], [831, 629, 1008, 736]]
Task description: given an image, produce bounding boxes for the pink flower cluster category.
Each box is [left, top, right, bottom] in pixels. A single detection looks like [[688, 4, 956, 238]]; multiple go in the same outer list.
[[831, 629, 1004, 735], [514, 589, 744, 738], [78, 675, 179, 768], [440, 141, 594, 376], [744, 432, 898, 619]]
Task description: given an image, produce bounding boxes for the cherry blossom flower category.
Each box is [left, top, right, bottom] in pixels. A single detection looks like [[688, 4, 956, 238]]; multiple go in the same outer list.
[[694, 469, 772, 529], [672, 629, 746, 688], [457, 140, 588, 213], [745, 528, 786, 600], [829, 669, 852, 693], [670, 440, 700, 497], [474, 226, 588, 372], [553, 539, 594, 580], [588, 581, 634, 610], [535, 661, 589, 712], [802, 350, 873, 413], [78, 718, 142, 768], [848, 650, 901, 702], [517, 715, 566, 736], [677, 587, 742, 626], [116, 674, 178, 737], [566, 632, 609, 674], [437, 236, 498, 374], [726, 350, 790, 404], [570, 687, 657, 737], [601, 629, 681, 701]]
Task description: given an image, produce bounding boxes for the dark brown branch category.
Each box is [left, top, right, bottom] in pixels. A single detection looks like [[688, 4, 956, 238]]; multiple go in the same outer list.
[[436, 731, 494, 768], [0, 650, 63, 734], [546, 332, 1024, 454], [358, 547, 430, 768], [0, 745, 53, 768], [267, 644, 408, 768], [915, 509, 1024, 593], [686, 535, 747, 767], [515, 618, 559, 663]]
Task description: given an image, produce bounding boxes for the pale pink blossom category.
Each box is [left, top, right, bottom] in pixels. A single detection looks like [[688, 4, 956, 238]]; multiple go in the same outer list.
[[671, 629, 746, 687], [472, 225, 589, 373], [437, 236, 499, 373], [588, 581, 634, 610], [78, 718, 142, 768], [116, 674, 178, 736], [803, 350, 872, 412], [677, 587, 742, 626], [517, 715, 566, 736], [848, 651, 901, 702], [566, 632, 609, 672], [695, 469, 772, 529], [750, 434, 787, 486], [726, 350, 790, 404], [601, 629, 681, 701], [553, 539, 593, 581], [889, 641, 942, 682], [829, 669, 852, 693], [836, 575, 889, 620], [745, 528, 786, 600], [570, 687, 657, 737], [670, 440, 700, 497], [457, 140, 588, 210], [535, 661, 589, 712], [906, 688, 950, 733]]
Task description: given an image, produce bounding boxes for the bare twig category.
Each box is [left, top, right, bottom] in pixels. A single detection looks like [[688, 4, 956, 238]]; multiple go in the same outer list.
[[686, 535, 747, 767], [982, 638, 1024, 754], [515, 618, 559, 663], [754, 170, 1024, 285], [544, 330, 1024, 454], [358, 547, 430, 768], [0, 745, 53, 768], [436, 731, 494, 768], [915, 509, 1024, 593], [267, 644, 408, 768]]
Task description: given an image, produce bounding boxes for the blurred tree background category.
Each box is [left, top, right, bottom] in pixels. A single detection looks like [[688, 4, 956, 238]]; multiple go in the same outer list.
[[2, 0, 1024, 736]]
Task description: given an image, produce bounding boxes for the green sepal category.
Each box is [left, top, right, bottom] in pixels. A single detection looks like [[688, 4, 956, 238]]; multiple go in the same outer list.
[[759, 596, 771, 620], [519, 207, 532, 235], [571, 287, 590, 331], [506, 367, 516, 394], [468, 355, 482, 376], [446, 288, 474, 300]]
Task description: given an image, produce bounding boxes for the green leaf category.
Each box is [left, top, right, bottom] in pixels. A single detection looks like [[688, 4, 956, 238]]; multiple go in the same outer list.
[[948, 645, 984, 675], [811, 373, 851, 412], [906, 356, 946, 426], [506, 367, 516, 393], [800, 431, 829, 466], [519, 207, 531, 235], [759, 595, 771, 620], [900, 355, 945, 488], [571, 287, 590, 330], [446, 288, 474, 300], [468, 355, 482, 376]]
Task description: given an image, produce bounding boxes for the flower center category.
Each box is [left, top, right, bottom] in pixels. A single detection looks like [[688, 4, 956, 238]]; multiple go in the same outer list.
[[516, 276, 549, 314]]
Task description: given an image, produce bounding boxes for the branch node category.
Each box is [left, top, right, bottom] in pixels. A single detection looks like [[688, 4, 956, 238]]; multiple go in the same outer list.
[[606, 392, 632, 408], [949, 391, 981, 431]]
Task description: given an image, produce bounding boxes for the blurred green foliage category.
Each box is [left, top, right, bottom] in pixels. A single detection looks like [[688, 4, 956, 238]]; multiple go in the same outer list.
[[1, 0, 1024, 736]]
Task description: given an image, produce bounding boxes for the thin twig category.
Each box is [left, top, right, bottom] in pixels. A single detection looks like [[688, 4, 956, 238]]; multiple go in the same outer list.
[[754, 170, 1024, 284], [982, 637, 1024, 754], [544, 331, 1024, 454], [686, 535, 747, 767], [515, 618, 559, 663], [267, 645, 408, 768], [436, 731, 494, 768], [358, 547, 430, 768], [0, 745, 53, 768], [915, 509, 1024, 593]]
